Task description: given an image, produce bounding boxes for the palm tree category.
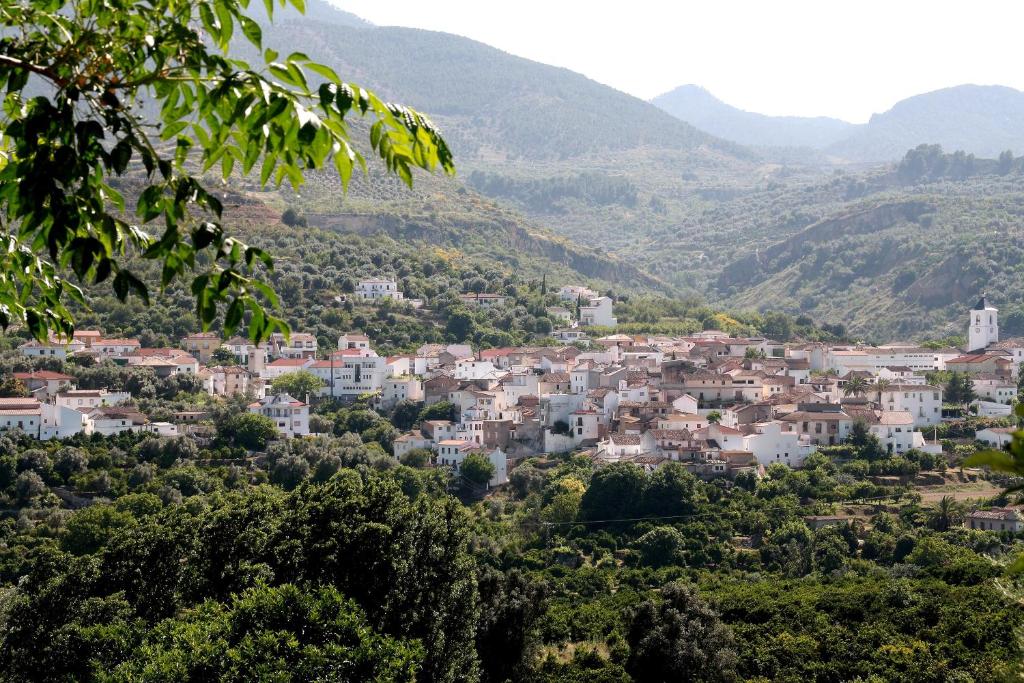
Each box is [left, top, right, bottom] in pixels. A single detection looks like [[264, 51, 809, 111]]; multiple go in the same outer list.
[[929, 495, 962, 531], [873, 378, 892, 405], [842, 376, 870, 398]]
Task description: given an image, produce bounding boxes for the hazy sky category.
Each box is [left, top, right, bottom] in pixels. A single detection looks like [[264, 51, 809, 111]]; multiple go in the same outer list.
[[331, 0, 1024, 123]]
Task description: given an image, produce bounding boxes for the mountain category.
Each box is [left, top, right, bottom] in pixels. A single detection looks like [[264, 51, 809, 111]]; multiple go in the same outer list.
[[654, 83, 1024, 163], [651, 85, 855, 149], [246, 3, 1024, 341], [825, 84, 1024, 162], [253, 3, 748, 163]]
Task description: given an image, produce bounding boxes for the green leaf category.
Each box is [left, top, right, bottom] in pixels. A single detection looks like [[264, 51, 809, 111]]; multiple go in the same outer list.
[[137, 185, 164, 222], [306, 62, 340, 83], [239, 15, 262, 48]]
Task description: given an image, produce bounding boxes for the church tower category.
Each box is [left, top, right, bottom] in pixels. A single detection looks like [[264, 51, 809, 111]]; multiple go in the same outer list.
[[968, 295, 998, 351]]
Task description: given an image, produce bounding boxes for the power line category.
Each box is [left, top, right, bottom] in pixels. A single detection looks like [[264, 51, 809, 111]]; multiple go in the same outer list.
[[537, 492, 910, 527]]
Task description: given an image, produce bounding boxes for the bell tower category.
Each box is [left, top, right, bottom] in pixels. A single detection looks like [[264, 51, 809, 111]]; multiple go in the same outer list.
[[968, 295, 998, 351]]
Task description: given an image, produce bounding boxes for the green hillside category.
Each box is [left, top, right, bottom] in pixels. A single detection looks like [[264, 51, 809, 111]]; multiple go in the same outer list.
[[252, 6, 746, 164]]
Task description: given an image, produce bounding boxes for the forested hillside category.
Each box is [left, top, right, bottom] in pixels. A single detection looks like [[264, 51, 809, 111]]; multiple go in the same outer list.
[[249, 6, 743, 163], [235, 1, 1024, 344]]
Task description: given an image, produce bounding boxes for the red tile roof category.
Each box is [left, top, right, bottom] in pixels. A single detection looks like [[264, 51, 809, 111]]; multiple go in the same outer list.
[[13, 370, 74, 380]]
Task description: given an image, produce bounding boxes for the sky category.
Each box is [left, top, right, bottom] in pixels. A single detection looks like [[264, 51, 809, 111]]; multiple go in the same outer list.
[[330, 0, 1024, 123]]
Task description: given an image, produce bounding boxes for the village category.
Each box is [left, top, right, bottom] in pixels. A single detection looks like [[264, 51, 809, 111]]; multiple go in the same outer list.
[[2, 283, 1023, 532]]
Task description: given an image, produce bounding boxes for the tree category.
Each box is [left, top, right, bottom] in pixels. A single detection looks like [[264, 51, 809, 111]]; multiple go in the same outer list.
[[998, 150, 1016, 175], [271, 370, 325, 400], [61, 505, 136, 555], [706, 410, 722, 424], [873, 377, 892, 403], [399, 448, 432, 469], [108, 584, 423, 680], [209, 347, 238, 365], [53, 447, 89, 482], [928, 495, 962, 531], [13, 470, 46, 504], [625, 582, 737, 682], [281, 207, 308, 227], [419, 401, 456, 423], [0, 377, 28, 398], [460, 452, 495, 487], [270, 455, 311, 490], [226, 413, 278, 451], [635, 526, 686, 567], [0, 0, 453, 342], [390, 400, 423, 431], [579, 463, 646, 521], [445, 310, 476, 342], [475, 567, 547, 683], [760, 311, 794, 341], [642, 462, 705, 517], [842, 376, 870, 397]]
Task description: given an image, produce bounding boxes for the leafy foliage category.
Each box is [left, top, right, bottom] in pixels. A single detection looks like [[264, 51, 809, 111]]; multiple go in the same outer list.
[[0, 0, 452, 342]]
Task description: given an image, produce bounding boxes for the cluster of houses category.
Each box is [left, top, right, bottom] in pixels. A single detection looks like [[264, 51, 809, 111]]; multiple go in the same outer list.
[[10, 328, 318, 441], [390, 298, 1024, 487], [5, 292, 1024, 496]]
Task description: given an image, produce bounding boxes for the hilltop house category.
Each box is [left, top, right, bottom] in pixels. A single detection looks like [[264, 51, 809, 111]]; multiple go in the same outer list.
[[355, 278, 403, 300]]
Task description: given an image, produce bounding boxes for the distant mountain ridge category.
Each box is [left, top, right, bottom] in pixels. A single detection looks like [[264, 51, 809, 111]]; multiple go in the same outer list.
[[653, 84, 1024, 161], [826, 84, 1024, 161], [651, 85, 855, 149]]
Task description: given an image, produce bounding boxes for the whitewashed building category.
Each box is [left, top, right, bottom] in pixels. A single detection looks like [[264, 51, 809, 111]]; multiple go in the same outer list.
[[249, 393, 309, 438], [355, 279, 403, 300]]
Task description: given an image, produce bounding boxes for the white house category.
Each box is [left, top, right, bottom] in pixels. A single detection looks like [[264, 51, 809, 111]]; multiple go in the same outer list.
[[0, 398, 43, 435], [379, 376, 424, 407], [867, 410, 918, 455], [262, 357, 316, 381], [249, 393, 309, 439], [269, 332, 318, 360], [558, 284, 598, 302], [338, 333, 372, 351], [569, 408, 601, 443], [13, 370, 76, 400], [312, 353, 388, 400], [971, 399, 1014, 418], [600, 431, 657, 459], [393, 432, 432, 459], [877, 384, 942, 427], [972, 375, 1017, 404], [742, 420, 815, 468], [965, 507, 1024, 533], [778, 405, 853, 446], [355, 278, 403, 301], [91, 338, 141, 357], [40, 403, 87, 440], [546, 307, 574, 325], [85, 407, 149, 436], [56, 389, 130, 410], [458, 293, 509, 309], [141, 422, 180, 437], [976, 426, 1015, 448], [579, 297, 617, 327], [19, 338, 85, 359]]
